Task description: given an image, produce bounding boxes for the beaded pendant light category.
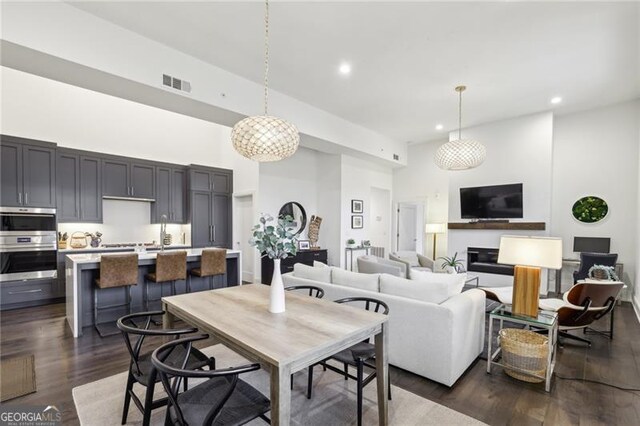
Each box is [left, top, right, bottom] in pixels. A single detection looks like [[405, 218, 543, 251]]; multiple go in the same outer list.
[[435, 86, 486, 170], [231, 0, 300, 162]]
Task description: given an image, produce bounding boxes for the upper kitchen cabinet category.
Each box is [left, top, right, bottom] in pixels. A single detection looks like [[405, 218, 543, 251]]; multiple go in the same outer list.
[[1, 135, 56, 208], [56, 149, 103, 222], [102, 157, 155, 200], [188, 166, 233, 248], [152, 166, 186, 224]]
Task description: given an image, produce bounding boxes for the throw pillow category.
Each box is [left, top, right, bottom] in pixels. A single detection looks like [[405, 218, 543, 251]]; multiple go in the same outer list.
[[379, 274, 448, 304], [293, 263, 331, 283], [331, 268, 380, 292], [313, 260, 328, 268], [410, 270, 466, 297]]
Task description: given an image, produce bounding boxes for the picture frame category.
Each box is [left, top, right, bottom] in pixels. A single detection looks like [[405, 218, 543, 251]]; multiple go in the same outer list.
[[351, 215, 363, 229], [298, 240, 310, 250], [351, 199, 363, 214]]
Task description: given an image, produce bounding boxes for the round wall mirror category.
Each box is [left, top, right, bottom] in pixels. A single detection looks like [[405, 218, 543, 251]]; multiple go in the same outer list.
[[279, 201, 307, 236], [572, 196, 608, 223]]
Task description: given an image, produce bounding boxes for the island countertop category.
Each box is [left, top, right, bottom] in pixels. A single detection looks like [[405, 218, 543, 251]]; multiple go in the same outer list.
[[65, 248, 242, 337]]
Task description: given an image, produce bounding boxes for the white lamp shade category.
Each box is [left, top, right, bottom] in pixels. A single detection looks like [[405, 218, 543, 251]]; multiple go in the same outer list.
[[231, 115, 300, 162], [425, 223, 447, 234], [497, 235, 563, 269]]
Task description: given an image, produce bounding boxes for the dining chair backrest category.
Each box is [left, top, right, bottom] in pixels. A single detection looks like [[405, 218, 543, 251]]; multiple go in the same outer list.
[[285, 285, 325, 298], [334, 297, 389, 315]]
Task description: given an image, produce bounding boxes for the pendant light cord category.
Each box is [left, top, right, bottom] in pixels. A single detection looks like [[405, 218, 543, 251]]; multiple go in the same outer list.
[[458, 88, 463, 140], [263, 0, 270, 115]]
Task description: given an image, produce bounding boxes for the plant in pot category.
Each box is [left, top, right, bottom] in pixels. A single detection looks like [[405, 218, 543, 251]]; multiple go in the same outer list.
[[250, 213, 298, 313], [346, 238, 357, 249], [587, 264, 619, 281], [438, 252, 465, 274]]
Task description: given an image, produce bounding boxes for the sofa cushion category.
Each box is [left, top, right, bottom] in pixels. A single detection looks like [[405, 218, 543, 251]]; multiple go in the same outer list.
[[293, 263, 331, 283], [379, 274, 449, 304], [331, 268, 379, 292], [410, 269, 466, 297], [313, 260, 329, 268]]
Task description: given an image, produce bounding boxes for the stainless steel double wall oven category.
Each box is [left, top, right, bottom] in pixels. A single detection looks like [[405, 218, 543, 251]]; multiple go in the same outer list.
[[0, 207, 57, 282]]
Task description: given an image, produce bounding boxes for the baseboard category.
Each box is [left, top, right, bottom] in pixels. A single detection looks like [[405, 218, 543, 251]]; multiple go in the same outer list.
[[633, 297, 640, 325]]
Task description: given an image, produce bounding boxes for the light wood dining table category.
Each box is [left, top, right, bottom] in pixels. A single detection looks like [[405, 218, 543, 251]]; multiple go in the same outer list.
[[161, 284, 389, 425]]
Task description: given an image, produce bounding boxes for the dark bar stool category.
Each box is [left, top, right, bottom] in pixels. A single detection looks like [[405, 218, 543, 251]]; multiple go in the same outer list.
[[144, 251, 187, 311], [94, 253, 139, 337], [187, 248, 227, 292]]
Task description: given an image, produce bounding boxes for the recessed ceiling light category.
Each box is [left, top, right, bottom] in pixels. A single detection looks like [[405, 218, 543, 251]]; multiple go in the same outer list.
[[338, 63, 351, 75], [435, 124, 444, 131], [550, 96, 562, 104]]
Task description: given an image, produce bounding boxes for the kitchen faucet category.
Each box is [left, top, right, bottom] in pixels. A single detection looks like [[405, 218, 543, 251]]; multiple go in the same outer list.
[[160, 214, 167, 252]]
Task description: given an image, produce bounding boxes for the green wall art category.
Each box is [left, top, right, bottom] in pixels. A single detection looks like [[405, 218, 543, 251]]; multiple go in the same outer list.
[[572, 196, 608, 223]]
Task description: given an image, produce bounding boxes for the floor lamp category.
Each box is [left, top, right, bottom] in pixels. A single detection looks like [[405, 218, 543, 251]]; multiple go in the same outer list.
[[497, 235, 563, 317], [424, 223, 447, 259]]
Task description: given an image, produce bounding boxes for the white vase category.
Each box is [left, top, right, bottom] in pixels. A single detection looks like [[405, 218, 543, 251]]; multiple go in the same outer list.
[[269, 259, 286, 313], [446, 266, 458, 274]]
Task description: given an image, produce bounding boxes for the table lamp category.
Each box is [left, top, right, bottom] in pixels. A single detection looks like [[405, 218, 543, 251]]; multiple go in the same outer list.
[[497, 235, 563, 317], [425, 223, 447, 259]]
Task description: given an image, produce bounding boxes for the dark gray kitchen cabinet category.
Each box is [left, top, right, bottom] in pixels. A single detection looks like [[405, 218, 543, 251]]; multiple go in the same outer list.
[[56, 151, 80, 221], [57, 150, 102, 222], [102, 158, 155, 200], [188, 166, 233, 248], [1, 135, 56, 208], [152, 166, 186, 224], [79, 156, 102, 222]]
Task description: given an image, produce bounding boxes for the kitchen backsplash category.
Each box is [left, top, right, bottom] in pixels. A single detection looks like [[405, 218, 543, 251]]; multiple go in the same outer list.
[[58, 199, 191, 245]]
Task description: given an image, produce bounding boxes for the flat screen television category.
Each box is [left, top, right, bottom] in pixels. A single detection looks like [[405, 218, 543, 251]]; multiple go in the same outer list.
[[460, 183, 523, 219]]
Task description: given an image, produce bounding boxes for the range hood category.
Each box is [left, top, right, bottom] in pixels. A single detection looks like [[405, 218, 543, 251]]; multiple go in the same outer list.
[[103, 195, 155, 202]]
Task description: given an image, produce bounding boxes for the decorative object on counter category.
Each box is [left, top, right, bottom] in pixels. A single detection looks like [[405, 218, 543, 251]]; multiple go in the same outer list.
[[85, 231, 102, 248], [70, 232, 89, 249], [58, 232, 68, 249], [308, 215, 322, 249], [298, 240, 310, 250], [588, 264, 619, 281], [230, 0, 299, 162], [572, 196, 608, 223], [351, 199, 364, 213], [134, 243, 147, 253], [279, 202, 307, 236], [250, 213, 298, 313], [362, 240, 371, 247], [438, 252, 465, 274], [163, 233, 172, 246], [346, 238, 357, 249], [351, 215, 363, 229]]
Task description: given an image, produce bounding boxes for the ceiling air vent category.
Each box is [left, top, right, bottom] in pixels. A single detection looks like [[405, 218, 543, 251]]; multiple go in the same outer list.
[[162, 73, 191, 93]]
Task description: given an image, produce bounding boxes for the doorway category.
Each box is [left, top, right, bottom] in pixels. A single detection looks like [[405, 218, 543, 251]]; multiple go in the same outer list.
[[396, 202, 424, 253], [234, 194, 255, 283]]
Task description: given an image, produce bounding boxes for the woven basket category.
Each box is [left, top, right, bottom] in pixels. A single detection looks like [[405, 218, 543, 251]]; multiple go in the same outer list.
[[499, 328, 548, 383]]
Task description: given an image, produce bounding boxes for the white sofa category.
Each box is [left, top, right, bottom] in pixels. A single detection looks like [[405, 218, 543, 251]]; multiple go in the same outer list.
[[357, 255, 406, 277], [282, 263, 486, 387]]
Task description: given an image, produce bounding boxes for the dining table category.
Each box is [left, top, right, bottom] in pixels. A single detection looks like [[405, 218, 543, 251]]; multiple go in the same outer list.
[[161, 283, 389, 425]]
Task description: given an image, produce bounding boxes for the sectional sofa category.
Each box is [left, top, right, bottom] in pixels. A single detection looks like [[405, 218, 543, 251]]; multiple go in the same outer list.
[[282, 263, 486, 386]]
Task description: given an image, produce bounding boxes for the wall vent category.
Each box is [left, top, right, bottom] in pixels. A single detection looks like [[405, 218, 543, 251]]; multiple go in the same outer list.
[[162, 73, 191, 93]]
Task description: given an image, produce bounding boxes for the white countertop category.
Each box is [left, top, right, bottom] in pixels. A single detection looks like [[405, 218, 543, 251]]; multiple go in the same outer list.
[[65, 248, 241, 265], [58, 244, 190, 253]]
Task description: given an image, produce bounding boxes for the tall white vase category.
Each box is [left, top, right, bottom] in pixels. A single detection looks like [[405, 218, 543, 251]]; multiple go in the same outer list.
[[269, 259, 286, 313]]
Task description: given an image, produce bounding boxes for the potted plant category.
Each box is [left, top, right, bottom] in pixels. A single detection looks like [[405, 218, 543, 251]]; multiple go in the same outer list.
[[346, 238, 357, 249], [438, 252, 465, 274], [588, 264, 619, 281], [250, 213, 298, 313]]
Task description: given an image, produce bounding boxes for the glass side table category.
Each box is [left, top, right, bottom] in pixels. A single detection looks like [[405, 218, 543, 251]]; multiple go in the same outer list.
[[487, 304, 558, 392]]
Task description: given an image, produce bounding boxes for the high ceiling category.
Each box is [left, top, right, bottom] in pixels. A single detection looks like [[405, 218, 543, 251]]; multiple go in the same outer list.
[[71, 1, 639, 143]]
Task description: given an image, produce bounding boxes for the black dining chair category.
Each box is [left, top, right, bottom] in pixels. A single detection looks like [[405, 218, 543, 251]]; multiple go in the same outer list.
[[573, 252, 618, 283], [117, 311, 215, 426], [307, 297, 391, 426], [151, 334, 271, 426]]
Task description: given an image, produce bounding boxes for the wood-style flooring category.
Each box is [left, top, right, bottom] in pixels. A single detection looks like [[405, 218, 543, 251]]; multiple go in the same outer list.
[[1, 302, 639, 425]]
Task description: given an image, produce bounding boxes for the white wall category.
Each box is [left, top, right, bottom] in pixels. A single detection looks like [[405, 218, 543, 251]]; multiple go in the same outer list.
[[637, 102, 640, 314], [447, 112, 554, 289], [393, 140, 450, 263], [315, 152, 342, 266], [552, 100, 640, 299]]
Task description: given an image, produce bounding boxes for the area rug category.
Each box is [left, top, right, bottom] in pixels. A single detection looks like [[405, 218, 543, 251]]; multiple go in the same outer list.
[[0, 354, 37, 402], [73, 344, 486, 425]]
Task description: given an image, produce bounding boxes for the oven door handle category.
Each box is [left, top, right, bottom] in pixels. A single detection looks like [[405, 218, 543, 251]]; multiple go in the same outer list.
[[0, 245, 57, 252], [0, 213, 56, 218]]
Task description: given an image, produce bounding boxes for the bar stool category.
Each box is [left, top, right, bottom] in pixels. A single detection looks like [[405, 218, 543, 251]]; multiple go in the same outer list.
[[94, 253, 139, 337], [188, 248, 227, 292], [144, 251, 187, 312]]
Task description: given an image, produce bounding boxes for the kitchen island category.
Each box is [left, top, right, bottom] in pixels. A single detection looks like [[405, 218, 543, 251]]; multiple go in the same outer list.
[[65, 248, 241, 337]]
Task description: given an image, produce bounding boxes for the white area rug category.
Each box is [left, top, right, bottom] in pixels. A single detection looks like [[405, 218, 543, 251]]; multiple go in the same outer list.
[[73, 345, 485, 425]]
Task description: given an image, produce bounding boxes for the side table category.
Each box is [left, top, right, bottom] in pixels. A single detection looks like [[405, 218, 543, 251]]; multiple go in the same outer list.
[[487, 304, 558, 392]]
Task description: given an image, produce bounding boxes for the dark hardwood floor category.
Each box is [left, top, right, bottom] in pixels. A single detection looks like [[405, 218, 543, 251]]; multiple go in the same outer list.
[[1, 302, 640, 425]]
